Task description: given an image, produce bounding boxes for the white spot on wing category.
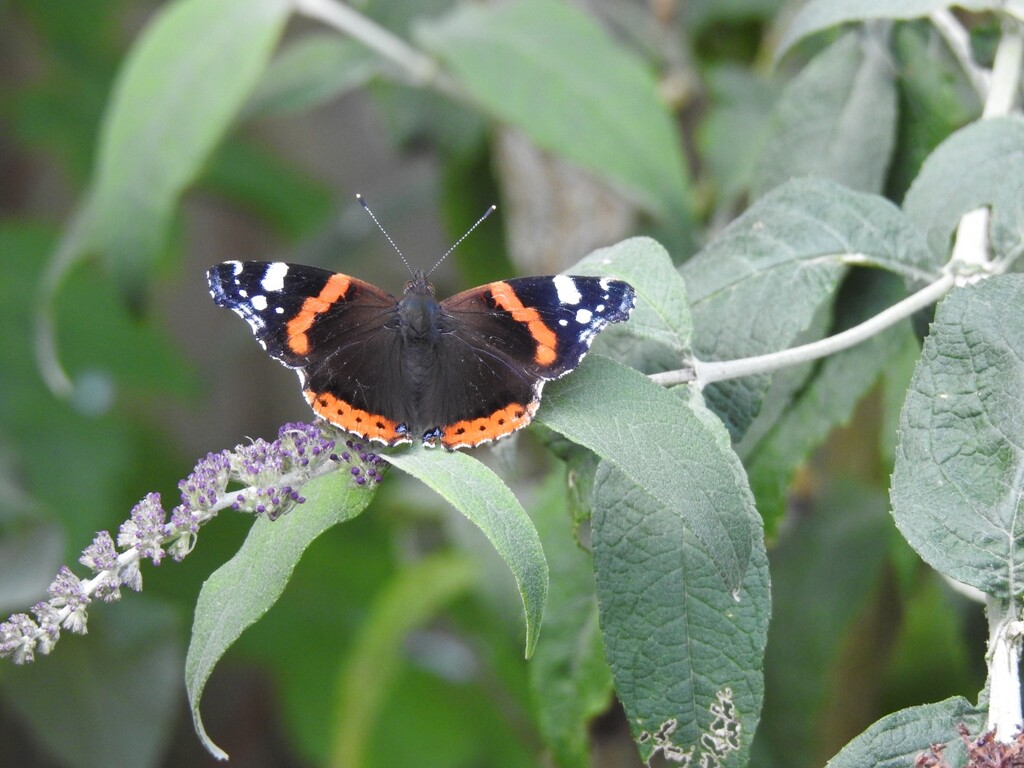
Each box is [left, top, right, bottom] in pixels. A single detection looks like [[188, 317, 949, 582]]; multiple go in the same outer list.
[[251, 294, 268, 311], [558, 319, 568, 326], [261, 262, 288, 292], [575, 308, 593, 324], [228, 260, 243, 276], [553, 275, 582, 305]]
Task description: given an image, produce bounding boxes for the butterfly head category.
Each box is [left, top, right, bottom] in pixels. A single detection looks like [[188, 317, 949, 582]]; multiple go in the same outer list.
[[404, 270, 435, 297]]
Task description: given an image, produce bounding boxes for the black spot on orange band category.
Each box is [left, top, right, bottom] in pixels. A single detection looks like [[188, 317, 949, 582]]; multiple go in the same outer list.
[[304, 389, 410, 445], [439, 400, 539, 449]]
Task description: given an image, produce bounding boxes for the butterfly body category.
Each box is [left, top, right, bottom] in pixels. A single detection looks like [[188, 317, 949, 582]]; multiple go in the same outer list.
[[208, 261, 635, 450]]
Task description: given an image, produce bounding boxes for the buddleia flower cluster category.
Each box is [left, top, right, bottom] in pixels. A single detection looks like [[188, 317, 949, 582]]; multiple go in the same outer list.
[[0, 422, 385, 665]]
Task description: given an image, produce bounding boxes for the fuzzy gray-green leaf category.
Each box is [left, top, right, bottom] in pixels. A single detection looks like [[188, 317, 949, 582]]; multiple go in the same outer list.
[[892, 275, 1024, 597], [903, 116, 1024, 268], [683, 177, 935, 437], [540, 356, 755, 591], [186, 470, 372, 759]]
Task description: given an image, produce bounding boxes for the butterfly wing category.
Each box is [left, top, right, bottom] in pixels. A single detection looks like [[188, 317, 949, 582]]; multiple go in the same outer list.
[[207, 261, 414, 445], [429, 275, 635, 449]]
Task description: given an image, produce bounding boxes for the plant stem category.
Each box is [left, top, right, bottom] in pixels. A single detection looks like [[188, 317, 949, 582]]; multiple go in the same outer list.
[[930, 10, 990, 99], [983, 19, 1024, 118], [291, 0, 451, 90], [986, 596, 1024, 740], [650, 272, 956, 388]]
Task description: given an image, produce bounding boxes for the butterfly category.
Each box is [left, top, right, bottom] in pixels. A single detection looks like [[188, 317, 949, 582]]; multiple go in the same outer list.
[[208, 260, 635, 450]]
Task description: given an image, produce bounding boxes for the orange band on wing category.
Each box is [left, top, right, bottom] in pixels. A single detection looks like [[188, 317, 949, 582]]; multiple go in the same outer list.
[[488, 282, 557, 366], [305, 389, 409, 445], [440, 400, 539, 449], [286, 275, 351, 355]]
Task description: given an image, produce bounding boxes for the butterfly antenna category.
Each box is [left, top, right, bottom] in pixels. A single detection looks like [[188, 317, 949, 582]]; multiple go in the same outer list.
[[426, 204, 497, 276], [357, 194, 415, 276]]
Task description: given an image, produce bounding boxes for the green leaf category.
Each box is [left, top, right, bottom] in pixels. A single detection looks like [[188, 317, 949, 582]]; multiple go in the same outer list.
[[381, 448, 549, 658], [824, 697, 985, 768], [568, 237, 692, 356], [683, 176, 935, 437], [892, 275, 1024, 597], [777, 0, 998, 59], [591, 444, 769, 766], [903, 116, 1024, 267], [528, 472, 613, 768], [540, 356, 755, 593], [241, 33, 380, 119], [186, 469, 373, 760], [698, 65, 780, 206], [3, 602, 182, 768], [88, 0, 291, 298], [417, 0, 692, 224], [753, 30, 897, 198], [328, 552, 477, 768]]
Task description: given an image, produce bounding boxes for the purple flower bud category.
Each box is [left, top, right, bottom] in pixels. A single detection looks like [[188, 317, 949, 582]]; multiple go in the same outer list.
[[179, 451, 231, 511], [118, 492, 167, 565], [31, 602, 60, 655], [0, 614, 39, 664], [48, 567, 89, 635], [80, 531, 118, 574]]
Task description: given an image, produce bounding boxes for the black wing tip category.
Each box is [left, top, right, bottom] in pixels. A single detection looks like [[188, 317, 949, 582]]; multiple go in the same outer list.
[[206, 261, 244, 305]]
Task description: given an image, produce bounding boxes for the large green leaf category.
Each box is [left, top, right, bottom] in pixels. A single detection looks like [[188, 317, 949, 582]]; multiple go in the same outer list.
[[381, 449, 549, 659], [824, 698, 985, 768], [186, 469, 373, 759], [88, 0, 291, 298], [892, 275, 1024, 597], [683, 177, 936, 438], [416, 0, 691, 224], [754, 31, 897, 198], [903, 116, 1024, 267], [698, 65, 780, 206], [590, 390, 769, 765], [540, 356, 755, 592], [777, 0, 1001, 59]]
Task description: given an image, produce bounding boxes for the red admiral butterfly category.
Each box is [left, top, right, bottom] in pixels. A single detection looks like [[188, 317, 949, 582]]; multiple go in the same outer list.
[[208, 201, 635, 449], [209, 261, 634, 449]]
